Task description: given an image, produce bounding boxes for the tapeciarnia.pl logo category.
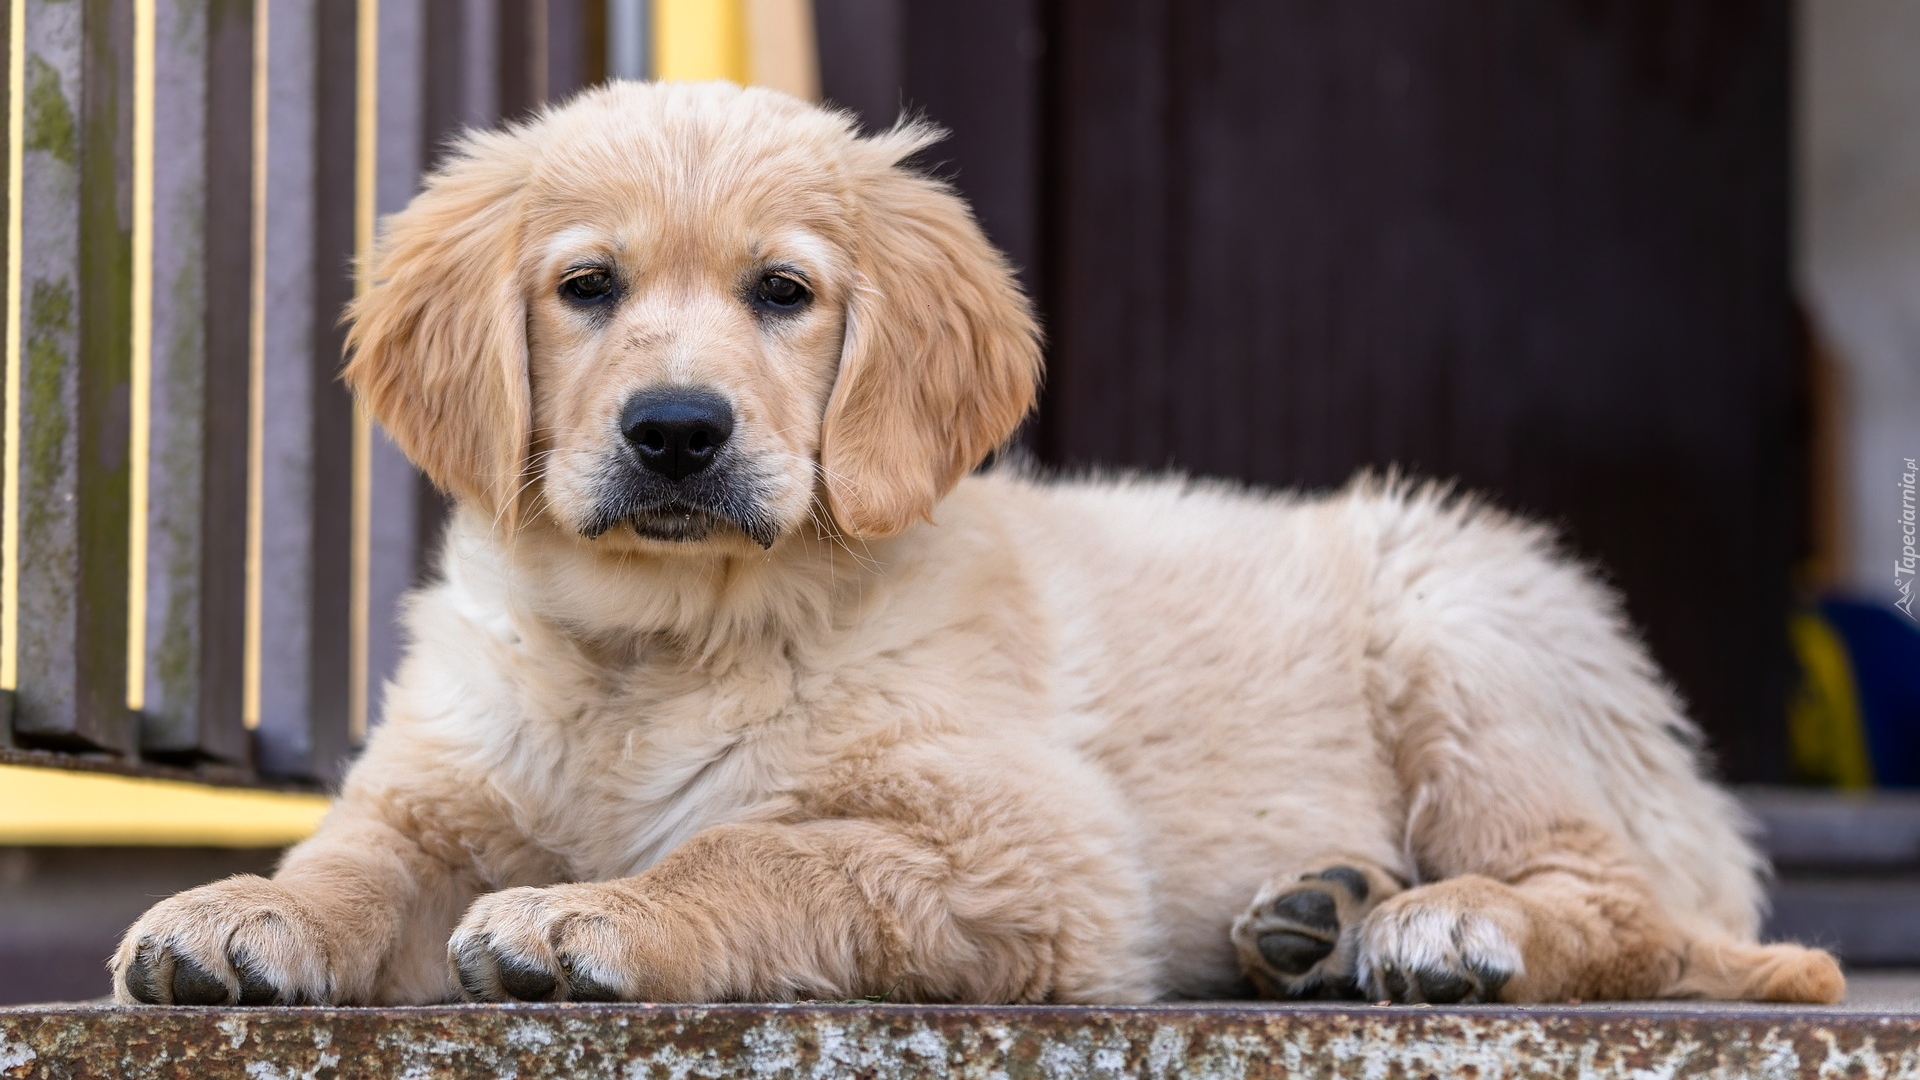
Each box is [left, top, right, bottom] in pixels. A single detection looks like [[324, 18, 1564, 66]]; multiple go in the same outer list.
[[1900, 457, 1917, 620]]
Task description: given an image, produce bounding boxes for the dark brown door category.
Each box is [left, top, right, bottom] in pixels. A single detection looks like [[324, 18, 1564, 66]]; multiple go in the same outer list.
[[823, 0, 1799, 782]]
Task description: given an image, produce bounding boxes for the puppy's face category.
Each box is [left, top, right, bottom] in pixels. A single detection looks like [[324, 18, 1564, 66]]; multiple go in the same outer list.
[[522, 153, 851, 553], [346, 82, 1040, 556]]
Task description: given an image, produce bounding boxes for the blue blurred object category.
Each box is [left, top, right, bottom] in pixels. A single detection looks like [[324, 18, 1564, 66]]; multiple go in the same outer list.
[[1820, 598, 1920, 788]]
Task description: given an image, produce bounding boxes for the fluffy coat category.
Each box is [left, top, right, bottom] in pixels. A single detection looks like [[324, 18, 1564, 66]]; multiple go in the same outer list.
[[112, 81, 1841, 1007]]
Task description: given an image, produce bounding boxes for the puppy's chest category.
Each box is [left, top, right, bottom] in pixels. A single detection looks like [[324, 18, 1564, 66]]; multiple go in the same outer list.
[[506, 652, 820, 883], [474, 609, 1027, 886]]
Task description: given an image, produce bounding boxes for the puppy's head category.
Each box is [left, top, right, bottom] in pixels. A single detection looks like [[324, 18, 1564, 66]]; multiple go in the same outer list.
[[345, 81, 1039, 555]]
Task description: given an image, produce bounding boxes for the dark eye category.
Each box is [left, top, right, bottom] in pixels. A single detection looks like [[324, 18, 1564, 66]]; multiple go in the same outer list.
[[754, 273, 809, 311], [562, 269, 615, 304]]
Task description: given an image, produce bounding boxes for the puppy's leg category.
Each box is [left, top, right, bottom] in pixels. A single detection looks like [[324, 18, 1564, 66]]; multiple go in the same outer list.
[[1348, 485, 1843, 1002], [112, 804, 483, 1005], [1351, 822, 1843, 1004], [1347, 823, 1658, 1003], [449, 815, 1149, 1004], [1667, 935, 1848, 1004], [1231, 862, 1404, 999]]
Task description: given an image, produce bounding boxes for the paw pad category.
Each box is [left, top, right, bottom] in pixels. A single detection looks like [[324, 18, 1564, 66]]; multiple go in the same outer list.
[[1233, 864, 1389, 1000], [497, 954, 561, 1002], [168, 954, 230, 1006], [1256, 931, 1335, 975], [1268, 887, 1339, 932], [1306, 866, 1370, 902]]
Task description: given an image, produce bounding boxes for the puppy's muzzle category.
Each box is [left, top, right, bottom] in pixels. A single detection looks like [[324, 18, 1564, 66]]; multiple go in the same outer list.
[[621, 388, 733, 481], [581, 386, 778, 548]]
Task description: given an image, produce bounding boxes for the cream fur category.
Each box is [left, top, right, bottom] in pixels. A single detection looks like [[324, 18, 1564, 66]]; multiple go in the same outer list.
[[111, 81, 1841, 1007]]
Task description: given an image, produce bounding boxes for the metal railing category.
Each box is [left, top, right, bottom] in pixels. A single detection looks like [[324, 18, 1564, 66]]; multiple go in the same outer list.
[[0, 0, 624, 788]]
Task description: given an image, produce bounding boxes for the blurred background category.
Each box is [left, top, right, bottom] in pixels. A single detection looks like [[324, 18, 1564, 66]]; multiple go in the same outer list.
[[0, 0, 1915, 1004]]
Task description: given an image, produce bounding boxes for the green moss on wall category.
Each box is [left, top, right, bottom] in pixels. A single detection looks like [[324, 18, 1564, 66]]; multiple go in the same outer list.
[[23, 55, 75, 167]]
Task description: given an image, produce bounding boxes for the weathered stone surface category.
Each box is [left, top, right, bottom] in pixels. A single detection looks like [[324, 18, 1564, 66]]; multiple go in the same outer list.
[[3, 1001, 1919, 1079]]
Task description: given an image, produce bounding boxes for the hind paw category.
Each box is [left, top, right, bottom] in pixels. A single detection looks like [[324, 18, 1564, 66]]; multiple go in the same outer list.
[[1232, 864, 1397, 999]]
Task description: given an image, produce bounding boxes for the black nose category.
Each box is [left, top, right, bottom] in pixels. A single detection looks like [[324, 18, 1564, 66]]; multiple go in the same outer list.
[[621, 388, 735, 481]]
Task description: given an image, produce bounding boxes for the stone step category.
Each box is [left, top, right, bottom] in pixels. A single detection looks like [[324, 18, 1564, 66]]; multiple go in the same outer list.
[[1745, 787, 1920, 965], [1745, 787, 1920, 872], [3, 1001, 1919, 1079]]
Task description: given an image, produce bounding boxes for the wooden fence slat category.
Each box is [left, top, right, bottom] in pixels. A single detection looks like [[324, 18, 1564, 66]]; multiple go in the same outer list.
[[411, 0, 496, 579], [300, 0, 358, 781], [191, 0, 254, 762], [10, 0, 89, 748], [606, 0, 647, 81], [253, 0, 334, 780], [135, 0, 200, 752], [70, 0, 136, 752], [361, 0, 424, 739], [422, 0, 496, 169], [458, 0, 500, 132], [544, 0, 603, 101], [0, 0, 16, 747], [494, 0, 601, 121], [9, 0, 135, 754], [494, 0, 537, 121], [364, 426, 415, 737], [136, 0, 213, 756]]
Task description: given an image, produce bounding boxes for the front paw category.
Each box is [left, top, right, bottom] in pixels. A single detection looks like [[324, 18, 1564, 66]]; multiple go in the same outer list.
[[1355, 879, 1525, 1004], [112, 876, 335, 1005], [449, 884, 690, 1003]]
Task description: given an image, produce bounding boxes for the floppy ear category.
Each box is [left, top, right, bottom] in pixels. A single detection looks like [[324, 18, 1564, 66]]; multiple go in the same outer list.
[[343, 131, 531, 529], [818, 124, 1043, 539]]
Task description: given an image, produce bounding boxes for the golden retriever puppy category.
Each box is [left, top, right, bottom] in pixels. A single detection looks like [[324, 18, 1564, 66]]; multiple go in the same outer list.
[[112, 81, 1840, 1007]]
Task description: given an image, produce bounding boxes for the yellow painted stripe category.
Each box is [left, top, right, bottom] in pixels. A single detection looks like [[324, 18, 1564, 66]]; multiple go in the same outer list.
[[243, 0, 270, 729], [0, 764, 327, 845], [654, 0, 747, 83], [1, 0, 24, 691], [126, 0, 155, 711]]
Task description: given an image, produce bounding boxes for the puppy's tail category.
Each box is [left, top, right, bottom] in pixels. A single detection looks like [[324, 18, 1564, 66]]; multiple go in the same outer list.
[[1665, 935, 1845, 1004]]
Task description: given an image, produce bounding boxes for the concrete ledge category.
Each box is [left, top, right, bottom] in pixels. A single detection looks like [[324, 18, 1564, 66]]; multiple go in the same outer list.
[[5, 1002, 1920, 1079]]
